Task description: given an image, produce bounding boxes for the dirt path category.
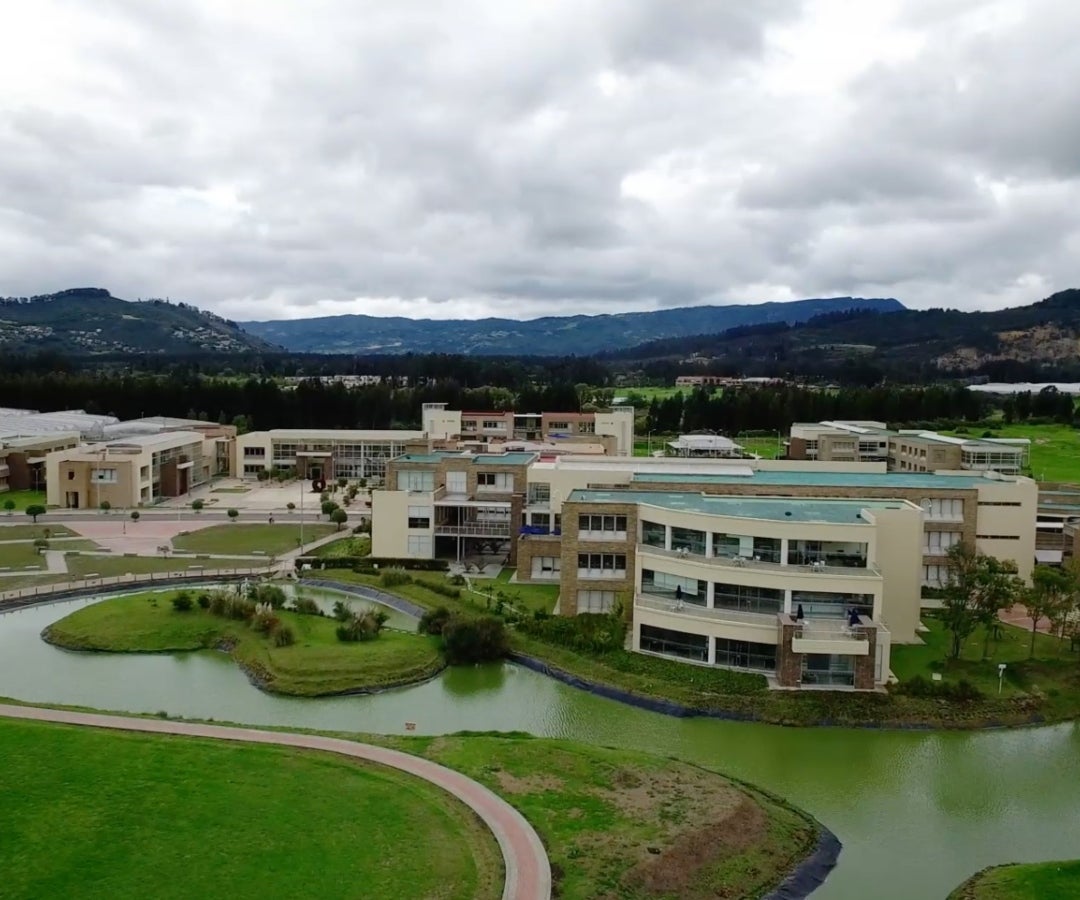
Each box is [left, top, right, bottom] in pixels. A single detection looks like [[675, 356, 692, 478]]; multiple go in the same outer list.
[[0, 703, 551, 900]]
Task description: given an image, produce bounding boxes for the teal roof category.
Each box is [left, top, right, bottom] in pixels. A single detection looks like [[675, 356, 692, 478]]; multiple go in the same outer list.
[[631, 470, 988, 490], [394, 451, 536, 465], [566, 489, 909, 523], [472, 453, 537, 465], [394, 451, 463, 463]]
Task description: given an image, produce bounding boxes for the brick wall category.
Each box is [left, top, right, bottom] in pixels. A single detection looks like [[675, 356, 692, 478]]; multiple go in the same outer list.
[[559, 500, 638, 617]]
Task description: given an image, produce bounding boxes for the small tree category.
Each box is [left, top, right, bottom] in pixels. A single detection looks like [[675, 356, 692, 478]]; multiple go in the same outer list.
[[330, 507, 348, 530], [172, 593, 194, 612], [3, 499, 14, 515], [1027, 565, 1074, 658], [940, 543, 1022, 661], [99, 500, 111, 513], [25, 504, 46, 524], [441, 615, 509, 664], [337, 477, 348, 490], [286, 502, 296, 513], [227, 508, 239, 522], [33, 537, 49, 555], [321, 499, 338, 518], [130, 510, 140, 523], [191, 499, 204, 512]]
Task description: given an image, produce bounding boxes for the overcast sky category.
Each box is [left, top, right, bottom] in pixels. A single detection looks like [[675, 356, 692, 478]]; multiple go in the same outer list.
[[2, 0, 1078, 321]]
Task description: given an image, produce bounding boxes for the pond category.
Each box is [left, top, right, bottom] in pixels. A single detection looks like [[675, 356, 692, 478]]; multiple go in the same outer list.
[[1, 587, 1078, 899]]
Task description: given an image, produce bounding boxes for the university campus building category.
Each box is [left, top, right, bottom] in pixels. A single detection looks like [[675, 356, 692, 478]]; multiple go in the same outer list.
[[234, 429, 429, 483], [373, 452, 1037, 690]]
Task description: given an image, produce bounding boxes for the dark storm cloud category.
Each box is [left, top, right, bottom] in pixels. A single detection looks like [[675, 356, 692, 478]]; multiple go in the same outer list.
[[0, 1, 1077, 319]]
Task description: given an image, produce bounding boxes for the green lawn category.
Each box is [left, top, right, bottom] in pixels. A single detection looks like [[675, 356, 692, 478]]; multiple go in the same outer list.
[[44, 590, 445, 696], [210, 486, 251, 493], [173, 523, 337, 556], [0, 718, 501, 900], [633, 433, 782, 459], [311, 534, 371, 558], [0, 489, 47, 510], [890, 617, 1080, 704], [484, 568, 560, 613], [949, 860, 1080, 899], [403, 733, 817, 900], [0, 543, 50, 570], [943, 423, 1080, 483], [66, 556, 263, 578], [0, 524, 76, 540]]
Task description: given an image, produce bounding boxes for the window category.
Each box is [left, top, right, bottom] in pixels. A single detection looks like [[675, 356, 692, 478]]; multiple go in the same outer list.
[[578, 514, 628, 537], [243, 464, 263, 475], [639, 625, 707, 661], [791, 591, 874, 619], [577, 553, 626, 577], [578, 421, 595, 434], [91, 468, 118, 483], [67, 471, 75, 480], [398, 470, 434, 492], [477, 471, 514, 492], [243, 446, 266, 457], [922, 565, 948, 587], [446, 471, 466, 494], [714, 638, 776, 672], [671, 527, 706, 556], [407, 505, 431, 529], [978, 501, 1022, 507], [481, 420, 506, 430], [920, 498, 964, 521], [530, 512, 550, 529], [713, 583, 783, 615], [527, 482, 550, 505], [531, 556, 562, 579], [641, 521, 666, 548], [577, 590, 615, 613], [924, 531, 961, 554], [976, 534, 1020, 540], [547, 421, 570, 431], [407, 535, 432, 557], [641, 569, 707, 605]]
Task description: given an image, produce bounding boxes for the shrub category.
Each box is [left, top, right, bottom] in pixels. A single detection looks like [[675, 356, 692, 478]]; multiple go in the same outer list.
[[292, 596, 321, 616], [422, 581, 460, 600], [248, 583, 286, 609], [448, 573, 466, 586], [418, 606, 453, 636], [171, 593, 194, 612], [336, 606, 388, 642], [226, 597, 256, 621], [380, 569, 413, 588], [894, 675, 984, 703], [251, 611, 280, 634], [191, 499, 204, 512], [516, 612, 626, 654], [227, 508, 239, 521], [441, 615, 508, 664], [130, 510, 140, 522], [330, 508, 348, 530], [196, 593, 211, 610], [25, 504, 46, 523], [2, 499, 14, 513], [208, 591, 229, 617], [99, 501, 111, 512], [287, 502, 296, 511]]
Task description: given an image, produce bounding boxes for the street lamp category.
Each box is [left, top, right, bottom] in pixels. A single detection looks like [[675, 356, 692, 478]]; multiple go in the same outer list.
[[998, 663, 1007, 695]]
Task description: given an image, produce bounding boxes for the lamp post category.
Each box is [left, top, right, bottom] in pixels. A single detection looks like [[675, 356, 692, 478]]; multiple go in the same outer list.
[[998, 663, 1006, 695], [647, 432, 653, 456]]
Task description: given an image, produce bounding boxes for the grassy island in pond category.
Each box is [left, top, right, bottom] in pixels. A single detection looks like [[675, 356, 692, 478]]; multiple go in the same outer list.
[[949, 860, 1080, 899], [0, 718, 502, 900], [43, 589, 443, 696]]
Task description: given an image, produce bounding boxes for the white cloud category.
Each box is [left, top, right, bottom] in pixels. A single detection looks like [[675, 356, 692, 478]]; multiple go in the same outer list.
[[0, 0, 1077, 321]]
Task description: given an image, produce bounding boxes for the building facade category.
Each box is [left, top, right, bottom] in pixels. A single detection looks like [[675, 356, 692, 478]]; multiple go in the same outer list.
[[234, 429, 428, 483], [0, 432, 81, 494]]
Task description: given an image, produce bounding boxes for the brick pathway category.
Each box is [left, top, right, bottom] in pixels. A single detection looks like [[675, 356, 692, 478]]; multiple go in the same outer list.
[[0, 703, 551, 900], [1000, 603, 1054, 634]]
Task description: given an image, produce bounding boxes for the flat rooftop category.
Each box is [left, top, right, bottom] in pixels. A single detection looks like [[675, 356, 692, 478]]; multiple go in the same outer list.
[[394, 450, 538, 465], [260, 429, 426, 440], [567, 489, 911, 523], [630, 470, 1000, 489]]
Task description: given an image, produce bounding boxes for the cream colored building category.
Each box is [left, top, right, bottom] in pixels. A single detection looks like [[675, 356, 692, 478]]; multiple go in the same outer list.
[[46, 431, 216, 509], [235, 429, 428, 483]]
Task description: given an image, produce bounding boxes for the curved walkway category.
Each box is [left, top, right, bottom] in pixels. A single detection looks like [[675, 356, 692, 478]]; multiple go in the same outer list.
[[0, 703, 551, 900]]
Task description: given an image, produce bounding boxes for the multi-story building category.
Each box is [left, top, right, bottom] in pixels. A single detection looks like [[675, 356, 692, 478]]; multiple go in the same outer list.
[[0, 432, 81, 494], [46, 431, 219, 508], [787, 421, 1030, 475], [421, 403, 635, 456], [234, 429, 428, 483], [1033, 482, 1080, 566]]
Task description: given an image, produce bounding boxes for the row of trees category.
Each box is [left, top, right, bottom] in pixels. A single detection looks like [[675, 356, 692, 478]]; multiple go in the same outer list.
[[940, 544, 1080, 661]]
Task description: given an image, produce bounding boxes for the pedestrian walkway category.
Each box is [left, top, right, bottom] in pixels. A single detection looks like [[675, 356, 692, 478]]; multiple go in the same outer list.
[[0, 703, 551, 900]]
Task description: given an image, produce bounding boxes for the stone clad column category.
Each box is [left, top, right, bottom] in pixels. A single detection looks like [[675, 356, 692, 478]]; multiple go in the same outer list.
[[853, 617, 878, 690], [776, 614, 803, 687]]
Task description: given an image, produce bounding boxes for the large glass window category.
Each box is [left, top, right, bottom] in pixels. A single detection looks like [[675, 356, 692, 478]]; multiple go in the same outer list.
[[579, 514, 628, 538], [714, 638, 777, 672], [802, 654, 855, 686], [446, 471, 467, 494], [641, 520, 666, 548], [713, 582, 783, 615], [671, 527, 706, 556], [407, 506, 431, 529], [920, 498, 964, 521], [577, 590, 615, 613], [713, 532, 778, 560], [791, 591, 873, 619], [527, 482, 550, 504], [397, 470, 434, 492], [477, 471, 514, 492], [639, 625, 707, 661], [787, 540, 868, 567], [924, 531, 961, 554], [577, 553, 627, 578], [641, 569, 707, 605]]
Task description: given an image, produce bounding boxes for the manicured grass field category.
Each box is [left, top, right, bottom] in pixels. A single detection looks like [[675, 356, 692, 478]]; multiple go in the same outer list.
[[0, 489, 47, 509], [311, 534, 371, 558], [487, 568, 560, 613], [66, 556, 262, 578], [943, 423, 1080, 483], [400, 733, 818, 900], [0, 524, 76, 540], [0, 718, 502, 900], [210, 486, 251, 493], [949, 860, 1080, 899], [890, 617, 1080, 705], [44, 590, 445, 696], [173, 523, 337, 556], [0, 543, 50, 569]]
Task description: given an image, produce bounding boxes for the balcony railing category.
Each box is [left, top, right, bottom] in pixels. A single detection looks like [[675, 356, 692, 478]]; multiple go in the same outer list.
[[635, 594, 777, 627], [791, 619, 871, 655], [434, 523, 511, 537], [640, 545, 879, 578]]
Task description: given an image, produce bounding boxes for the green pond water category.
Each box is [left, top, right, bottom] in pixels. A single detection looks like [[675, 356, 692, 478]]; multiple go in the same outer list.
[[1, 588, 1078, 899]]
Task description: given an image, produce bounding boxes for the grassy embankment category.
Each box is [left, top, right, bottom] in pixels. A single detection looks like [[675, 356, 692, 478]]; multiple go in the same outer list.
[[943, 422, 1080, 483], [172, 523, 337, 556], [310, 533, 371, 558], [320, 570, 1080, 727], [0, 717, 502, 900], [0, 524, 76, 539], [0, 489, 47, 509], [43, 590, 444, 696], [949, 860, 1080, 899]]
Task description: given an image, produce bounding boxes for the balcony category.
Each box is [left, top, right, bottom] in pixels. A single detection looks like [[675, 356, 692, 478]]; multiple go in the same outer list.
[[791, 620, 870, 655], [635, 594, 776, 627], [434, 522, 511, 538], [641, 545, 879, 578]]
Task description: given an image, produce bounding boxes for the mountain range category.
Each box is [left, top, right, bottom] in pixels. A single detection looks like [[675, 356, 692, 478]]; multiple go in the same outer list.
[[0, 288, 276, 355], [240, 297, 904, 355]]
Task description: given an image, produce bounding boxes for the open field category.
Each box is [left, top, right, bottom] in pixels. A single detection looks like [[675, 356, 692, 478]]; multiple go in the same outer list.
[[943, 423, 1080, 483], [949, 860, 1080, 899], [486, 568, 560, 613], [634, 432, 783, 459], [0, 489, 47, 510], [0, 524, 76, 539], [403, 733, 818, 900], [44, 590, 445, 696], [311, 534, 371, 558], [172, 523, 337, 556], [0, 543, 50, 569], [0, 717, 501, 900], [615, 386, 687, 403]]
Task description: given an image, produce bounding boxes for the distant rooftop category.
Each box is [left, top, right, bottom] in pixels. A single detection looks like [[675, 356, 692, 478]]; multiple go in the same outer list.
[[567, 489, 911, 523], [394, 451, 537, 466], [630, 470, 1003, 490]]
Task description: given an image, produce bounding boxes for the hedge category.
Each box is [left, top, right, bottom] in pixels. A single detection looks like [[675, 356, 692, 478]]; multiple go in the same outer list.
[[296, 556, 449, 572]]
